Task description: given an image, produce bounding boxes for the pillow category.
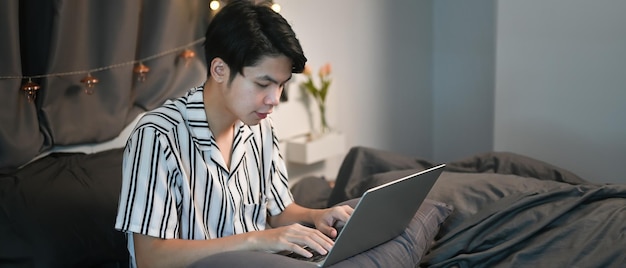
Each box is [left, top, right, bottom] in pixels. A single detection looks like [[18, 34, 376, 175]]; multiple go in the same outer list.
[[328, 146, 433, 206], [426, 171, 572, 236], [0, 149, 128, 267], [188, 198, 453, 267], [290, 176, 333, 209], [445, 151, 588, 184]]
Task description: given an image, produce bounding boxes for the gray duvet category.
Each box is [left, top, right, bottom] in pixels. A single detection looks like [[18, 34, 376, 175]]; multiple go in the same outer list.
[[425, 172, 626, 267], [313, 147, 626, 267]]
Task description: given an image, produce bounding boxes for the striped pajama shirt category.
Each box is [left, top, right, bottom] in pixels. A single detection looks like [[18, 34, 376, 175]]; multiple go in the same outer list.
[[114, 86, 293, 267]]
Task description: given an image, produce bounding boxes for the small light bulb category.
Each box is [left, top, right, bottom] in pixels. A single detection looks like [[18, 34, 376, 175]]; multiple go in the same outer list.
[[210, 0, 220, 11], [271, 3, 281, 13]]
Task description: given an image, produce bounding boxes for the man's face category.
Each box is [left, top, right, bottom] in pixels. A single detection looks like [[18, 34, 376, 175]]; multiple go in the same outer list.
[[224, 55, 292, 126]]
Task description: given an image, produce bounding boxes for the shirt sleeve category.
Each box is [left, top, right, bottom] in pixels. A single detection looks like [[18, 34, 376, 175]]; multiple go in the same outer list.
[[115, 126, 181, 239], [264, 118, 293, 216]]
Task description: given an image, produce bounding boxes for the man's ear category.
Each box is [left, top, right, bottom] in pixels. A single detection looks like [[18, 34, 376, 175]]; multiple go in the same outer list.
[[210, 58, 228, 83]]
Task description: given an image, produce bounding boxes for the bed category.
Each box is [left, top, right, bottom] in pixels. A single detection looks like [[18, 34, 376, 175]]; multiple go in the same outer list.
[[3, 144, 626, 267]]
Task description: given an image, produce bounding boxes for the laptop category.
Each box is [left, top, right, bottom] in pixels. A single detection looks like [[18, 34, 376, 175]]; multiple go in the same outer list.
[[280, 164, 445, 267]]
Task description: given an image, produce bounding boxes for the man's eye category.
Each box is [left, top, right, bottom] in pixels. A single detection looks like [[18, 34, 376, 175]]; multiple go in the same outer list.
[[257, 83, 270, 88]]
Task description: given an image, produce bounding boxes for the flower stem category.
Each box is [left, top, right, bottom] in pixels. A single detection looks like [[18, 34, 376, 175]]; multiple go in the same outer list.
[[318, 102, 329, 134]]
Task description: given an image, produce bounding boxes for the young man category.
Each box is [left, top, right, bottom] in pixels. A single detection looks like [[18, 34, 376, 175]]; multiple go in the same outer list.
[[114, 2, 353, 267]]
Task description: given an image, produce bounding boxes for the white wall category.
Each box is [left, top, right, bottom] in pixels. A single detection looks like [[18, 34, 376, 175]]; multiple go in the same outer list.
[[494, 0, 626, 183], [274, 1, 433, 181], [274, 0, 626, 184]]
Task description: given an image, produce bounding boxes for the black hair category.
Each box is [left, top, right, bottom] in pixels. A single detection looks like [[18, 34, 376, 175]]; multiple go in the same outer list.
[[204, 1, 307, 82]]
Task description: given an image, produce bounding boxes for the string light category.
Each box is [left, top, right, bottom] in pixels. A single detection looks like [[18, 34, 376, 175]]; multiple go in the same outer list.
[[271, 3, 281, 13], [21, 78, 40, 103], [80, 73, 99, 94], [209, 1, 280, 13], [5, 0, 283, 102], [133, 62, 150, 82], [180, 49, 196, 67], [209, 0, 220, 11], [0, 37, 204, 101]]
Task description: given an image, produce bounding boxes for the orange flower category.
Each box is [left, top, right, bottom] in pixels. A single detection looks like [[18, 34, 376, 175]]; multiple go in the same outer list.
[[300, 62, 333, 133], [303, 64, 313, 76], [319, 63, 332, 77]]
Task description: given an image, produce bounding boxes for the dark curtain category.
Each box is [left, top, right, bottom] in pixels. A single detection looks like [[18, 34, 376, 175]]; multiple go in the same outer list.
[[0, 0, 209, 173]]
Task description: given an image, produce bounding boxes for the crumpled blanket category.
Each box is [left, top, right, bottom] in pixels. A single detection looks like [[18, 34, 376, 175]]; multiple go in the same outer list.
[[292, 146, 626, 268]]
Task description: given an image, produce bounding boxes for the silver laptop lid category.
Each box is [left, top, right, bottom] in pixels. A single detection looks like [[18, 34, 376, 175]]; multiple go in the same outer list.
[[320, 164, 445, 267]]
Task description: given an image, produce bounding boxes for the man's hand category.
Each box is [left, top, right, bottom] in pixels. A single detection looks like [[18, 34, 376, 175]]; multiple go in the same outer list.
[[312, 205, 354, 239], [133, 222, 336, 267], [250, 223, 335, 257]]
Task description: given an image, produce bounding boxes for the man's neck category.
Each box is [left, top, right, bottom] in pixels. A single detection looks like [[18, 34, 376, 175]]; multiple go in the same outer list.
[[203, 81, 236, 168], [203, 81, 236, 137]]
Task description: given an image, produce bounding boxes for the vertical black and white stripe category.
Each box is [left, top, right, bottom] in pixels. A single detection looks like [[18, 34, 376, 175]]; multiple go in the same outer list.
[[114, 86, 293, 267]]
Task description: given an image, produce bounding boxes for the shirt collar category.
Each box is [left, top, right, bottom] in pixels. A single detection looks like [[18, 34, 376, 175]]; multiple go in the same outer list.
[[184, 86, 213, 151]]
